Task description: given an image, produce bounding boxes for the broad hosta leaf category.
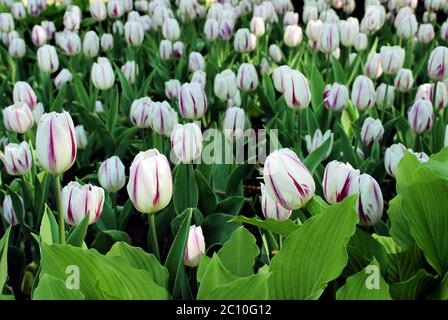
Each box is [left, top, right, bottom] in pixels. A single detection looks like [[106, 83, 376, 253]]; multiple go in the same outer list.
[[197, 254, 211, 283], [0, 227, 11, 293], [304, 196, 329, 216], [33, 274, 85, 300], [229, 216, 299, 237], [197, 254, 237, 299], [390, 269, 437, 300], [217, 226, 260, 277], [215, 196, 245, 215], [39, 205, 59, 245], [66, 213, 90, 248], [91, 230, 131, 254], [202, 213, 242, 247], [268, 196, 358, 299], [205, 273, 270, 300], [388, 195, 414, 250]]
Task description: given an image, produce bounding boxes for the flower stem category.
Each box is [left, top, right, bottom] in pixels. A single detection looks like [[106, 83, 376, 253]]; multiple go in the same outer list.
[[148, 214, 160, 260], [53, 175, 65, 244]]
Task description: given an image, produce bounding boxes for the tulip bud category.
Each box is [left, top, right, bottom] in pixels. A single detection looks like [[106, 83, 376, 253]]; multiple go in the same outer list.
[[283, 11, 299, 27], [140, 15, 152, 32], [323, 160, 360, 204], [268, 44, 282, 63], [170, 123, 203, 163], [323, 83, 349, 112], [41, 21, 55, 40], [54, 68, 73, 90], [260, 58, 271, 76], [445, 124, 448, 147], [354, 33, 368, 51], [351, 75, 376, 112], [121, 61, 139, 84], [63, 6, 81, 31], [8, 38, 25, 58], [122, 0, 133, 13], [428, 46, 448, 81], [130, 97, 152, 128], [90, 1, 107, 21], [260, 183, 291, 221], [305, 129, 333, 159], [100, 33, 114, 51], [178, 82, 207, 120], [272, 65, 292, 92], [380, 46, 405, 75], [0, 141, 32, 176], [418, 23, 435, 44], [91, 57, 115, 90], [283, 24, 302, 47], [361, 117, 384, 147], [32, 25, 47, 46], [59, 31, 81, 56], [408, 99, 434, 134], [165, 79, 181, 100], [188, 52, 205, 72], [2, 195, 19, 225], [234, 28, 256, 53], [250, 17, 265, 37], [82, 31, 99, 58], [33, 102, 44, 122], [0, 13, 14, 33], [204, 19, 219, 41], [397, 13, 418, 40], [108, 0, 124, 19], [416, 82, 448, 110], [62, 181, 105, 226], [318, 22, 339, 54], [112, 20, 124, 35], [339, 17, 359, 47], [149, 101, 178, 136], [36, 111, 77, 174], [75, 125, 88, 149], [362, 5, 385, 34], [228, 90, 241, 108], [384, 143, 406, 178], [13, 82, 37, 110], [305, 19, 322, 42], [12, 3, 26, 20], [3, 102, 33, 133], [172, 41, 184, 60], [127, 149, 173, 214], [184, 225, 205, 268], [303, 5, 318, 24], [95, 101, 104, 113], [375, 84, 395, 109], [236, 63, 258, 92], [159, 39, 172, 60], [282, 70, 311, 110], [214, 69, 237, 101], [124, 21, 144, 47], [191, 70, 206, 89], [37, 45, 59, 74], [441, 21, 448, 41], [135, 0, 148, 12], [263, 148, 315, 210], [127, 11, 141, 22], [219, 19, 234, 40], [222, 106, 246, 140], [394, 68, 413, 92], [348, 174, 383, 226], [98, 156, 126, 192], [162, 18, 180, 41]]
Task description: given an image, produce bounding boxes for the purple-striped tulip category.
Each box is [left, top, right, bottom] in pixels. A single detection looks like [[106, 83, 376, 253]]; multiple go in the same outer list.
[[222, 106, 246, 140], [361, 117, 384, 147], [351, 75, 376, 112], [98, 156, 126, 192], [260, 182, 291, 221], [178, 82, 207, 120], [3, 102, 34, 133], [170, 122, 203, 163], [149, 101, 178, 136], [13, 81, 37, 110], [282, 70, 311, 110], [2, 195, 19, 225], [323, 160, 360, 204], [130, 97, 152, 128], [408, 99, 434, 134], [428, 46, 448, 81], [0, 141, 32, 176], [323, 83, 349, 112], [184, 225, 205, 268]]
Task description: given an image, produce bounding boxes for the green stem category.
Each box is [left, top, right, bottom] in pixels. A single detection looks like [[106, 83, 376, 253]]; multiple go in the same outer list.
[[296, 110, 302, 156], [148, 214, 160, 260], [53, 175, 65, 244], [414, 134, 421, 151]]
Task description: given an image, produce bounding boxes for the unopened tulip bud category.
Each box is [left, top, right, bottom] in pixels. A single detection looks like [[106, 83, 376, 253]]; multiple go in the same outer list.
[[124, 21, 144, 47], [283, 11, 299, 27], [236, 63, 258, 92], [394, 68, 413, 92], [354, 33, 368, 51], [9, 38, 25, 58], [441, 21, 448, 41], [112, 21, 124, 35], [74, 125, 87, 150], [95, 101, 104, 113], [178, 82, 207, 119], [361, 117, 384, 147], [59, 31, 81, 56], [0, 13, 14, 32], [260, 58, 271, 76], [165, 79, 181, 100], [188, 52, 205, 72], [351, 75, 376, 112], [323, 160, 360, 204], [3, 102, 33, 133], [100, 34, 114, 52], [184, 225, 205, 268], [375, 84, 395, 109], [140, 15, 152, 32], [41, 21, 55, 40], [121, 61, 139, 84], [130, 97, 152, 128], [305, 129, 333, 158], [397, 13, 418, 40], [380, 46, 405, 75], [234, 28, 256, 53], [408, 99, 434, 134], [2, 195, 20, 225], [260, 183, 291, 221], [214, 69, 237, 101], [303, 5, 318, 24], [363, 5, 385, 33], [54, 69, 73, 90], [98, 156, 126, 192], [162, 18, 180, 41], [135, 0, 148, 12], [318, 22, 339, 54], [384, 143, 406, 178], [82, 31, 99, 58], [339, 17, 359, 47], [149, 101, 178, 136], [127, 11, 141, 22], [13, 82, 37, 110], [159, 39, 172, 60], [172, 41, 184, 60], [63, 6, 81, 31], [90, 1, 107, 21], [32, 25, 46, 46], [349, 173, 383, 227], [428, 46, 448, 81], [33, 102, 44, 122], [62, 181, 105, 225], [263, 148, 315, 210], [272, 65, 292, 93], [223, 106, 246, 140], [228, 90, 241, 108], [91, 57, 115, 90], [250, 17, 265, 37], [108, 0, 124, 19], [282, 70, 311, 110], [219, 19, 234, 40], [305, 19, 322, 42], [323, 83, 349, 112], [268, 44, 282, 63], [0, 141, 32, 176], [170, 123, 203, 163], [284, 24, 302, 47], [12, 3, 26, 20], [36, 111, 77, 174], [320, 9, 339, 24], [204, 19, 219, 41], [418, 23, 435, 44]]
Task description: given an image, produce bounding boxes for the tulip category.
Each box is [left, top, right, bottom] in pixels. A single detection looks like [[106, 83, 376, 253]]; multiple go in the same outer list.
[[260, 183, 291, 221], [2, 195, 20, 225], [112, 21, 124, 35], [32, 25, 47, 46], [127, 11, 141, 22], [227, 90, 241, 108], [179, 0, 196, 22], [188, 52, 205, 72], [362, 5, 385, 33], [234, 28, 256, 53], [408, 99, 434, 134], [339, 17, 359, 47], [412, 150, 430, 162], [62, 181, 105, 226], [416, 82, 448, 110], [159, 39, 172, 60], [236, 63, 259, 92], [375, 84, 395, 109], [397, 13, 418, 40], [272, 65, 292, 92], [184, 225, 205, 268], [37, 45, 59, 74], [33, 102, 44, 122], [318, 22, 339, 54], [165, 79, 181, 100], [214, 69, 237, 101], [152, 5, 171, 28], [305, 129, 333, 158], [425, 0, 443, 11], [63, 6, 81, 31], [283, 11, 299, 27], [250, 17, 265, 37], [11, 3, 26, 20], [95, 101, 104, 113], [13, 82, 37, 110], [323, 160, 360, 204], [90, 1, 107, 21], [394, 68, 414, 92], [394, 7, 414, 29], [347, 173, 383, 226], [323, 83, 349, 112], [361, 117, 384, 147], [268, 44, 282, 64], [282, 70, 311, 110], [0, 13, 14, 32], [445, 124, 448, 147], [3, 31, 18, 48], [0, 141, 32, 176], [260, 58, 271, 76], [303, 5, 318, 24], [36, 112, 76, 174], [54, 69, 73, 90], [149, 101, 178, 136], [191, 70, 206, 88], [354, 33, 368, 51], [219, 19, 234, 40], [178, 82, 207, 120], [441, 21, 448, 41], [124, 21, 144, 47], [140, 15, 152, 32], [91, 57, 115, 90], [130, 97, 152, 128], [380, 46, 405, 75], [3, 103, 33, 133], [222, 107, 246, 140], [305, 19, 322, 42], [162, 18, 180, 41], [75, 125, 88, 150], [58, 31, 81, 56], [83, 31, 99, 57], [204, 19, 219, 41], [173, 41, 184, 60], [320, 9, 339, 24], [121, 61, 139, 84], [283, 24, 302, 47], [41, 21, 55, 40], [428, 46, 448, 81], [122, 0, 133, 12], [100, 33, 114, 51], [135, 0, 148, 12], [364, 53, 382, 80], [98, 156, 126, 192], [8, 38, 25, 58], [263, 148, 315, 210], [351, 75, 376, 112], [127, 149, 173, 214], [107, 0, 124, 19], [418, 23, 435, 44], [170, 123, 203, 164], [384, 143, 406, 178]]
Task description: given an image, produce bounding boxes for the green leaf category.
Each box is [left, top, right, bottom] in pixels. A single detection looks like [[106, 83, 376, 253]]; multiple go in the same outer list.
[[197, 254, 211, 283], [225, 164, 255, 196], [390, 269, 437, 300], [303, 137, 332, 174], [107, 88, 119, 133], [331, 56, 346, 84], [217, 226, 260, 277], [39, 205, 59, 245], [0, 227, 11, 293], [173, 163, 199, 215], [388, 196, 414, 250], [206, 273, 271, 300], [33, 274, 85, 300], [91, 230, 131, 254], [229, 216, 299, 237], [197, 254, 237, 299], [171, 208, 203, 235], [195, 170, 217, 215], [268, 196, 358, 299], [66, 213, 90, 248], [202, 213, 242, 247], [310, 63, 326, 112], [215, 196, 245, 215], [304, 196, 330, 216]]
